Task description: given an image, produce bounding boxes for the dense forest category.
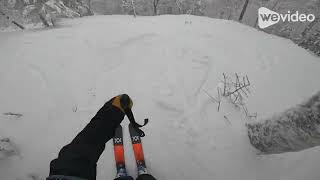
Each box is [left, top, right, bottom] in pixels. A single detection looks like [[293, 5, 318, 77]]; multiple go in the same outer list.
[[1, 0, 319, 55]]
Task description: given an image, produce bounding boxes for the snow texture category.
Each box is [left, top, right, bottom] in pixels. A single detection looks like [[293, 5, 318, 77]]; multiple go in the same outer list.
[[248, 91, 320, 154], [0, 15, 320, 180], [0, 137, 19, 159]]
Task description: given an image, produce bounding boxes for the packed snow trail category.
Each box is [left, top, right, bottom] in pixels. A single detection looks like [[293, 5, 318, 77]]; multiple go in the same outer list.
[[0, 15, 320, 180]]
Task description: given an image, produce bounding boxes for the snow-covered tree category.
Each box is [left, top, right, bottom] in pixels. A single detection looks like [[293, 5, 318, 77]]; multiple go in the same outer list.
[[1, 0, 93, 28], [0, 0, 25, 28], [22, 0, 81, 26], [157, 0, 180, 14], [174, 0, 205, 15], [122, 0, 154, 17], [122, 0, 135, 16]]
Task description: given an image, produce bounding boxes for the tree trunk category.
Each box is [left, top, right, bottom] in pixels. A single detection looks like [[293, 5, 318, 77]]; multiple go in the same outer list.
[[175, 0, 183, 14], [39, 13, 50, 27], [238, 0, 249, 22], [153, 0, 159, 16], [247, 91, 320, 154], [88, 0, 92, 10], [153, 1, 156, 15], [131, 0, 137, 17]]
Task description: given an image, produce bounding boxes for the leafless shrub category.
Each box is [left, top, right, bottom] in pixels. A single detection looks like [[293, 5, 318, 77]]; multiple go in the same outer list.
[[221, 73, 250, 97], [203, 87, 221, 112], [204, 73, 256, 119], [221, 73, 256, 119]]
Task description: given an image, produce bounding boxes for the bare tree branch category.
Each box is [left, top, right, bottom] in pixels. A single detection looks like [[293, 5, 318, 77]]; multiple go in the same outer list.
[[0, 9, 25, 29], [217, 87, 221, 112], [203, 89, 218, 103]]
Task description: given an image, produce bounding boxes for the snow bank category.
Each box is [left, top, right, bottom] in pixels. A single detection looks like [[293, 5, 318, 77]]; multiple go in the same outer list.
[[248, 91, 320, 154]]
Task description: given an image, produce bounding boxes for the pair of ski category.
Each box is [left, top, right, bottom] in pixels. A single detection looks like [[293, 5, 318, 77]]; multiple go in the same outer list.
[[113, 124, 147, 178]]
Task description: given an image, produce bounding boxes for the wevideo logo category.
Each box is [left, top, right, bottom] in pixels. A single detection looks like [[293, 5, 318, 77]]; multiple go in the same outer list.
[[258, 7, 316, 29]]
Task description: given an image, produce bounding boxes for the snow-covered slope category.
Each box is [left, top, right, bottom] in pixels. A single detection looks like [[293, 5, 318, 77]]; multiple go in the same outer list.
[[0, 15, 320, 180]]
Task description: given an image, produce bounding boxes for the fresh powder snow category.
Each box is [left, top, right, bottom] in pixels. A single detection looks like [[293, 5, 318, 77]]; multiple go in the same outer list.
[[0, 15, 320, 180]]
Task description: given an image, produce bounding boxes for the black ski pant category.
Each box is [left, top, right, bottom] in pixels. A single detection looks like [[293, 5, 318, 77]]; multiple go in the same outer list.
[[48, 95, 156, 180], [48, 97, 126, 180]]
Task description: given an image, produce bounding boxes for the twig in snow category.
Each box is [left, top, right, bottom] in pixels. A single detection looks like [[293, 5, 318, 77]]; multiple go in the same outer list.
[[217, 87, 221, 112], [224, 115, 232, 125], [226, 73, 250, 96], [72, 105, 78, 112], [203, 89, 218, 103], [223, 73, 227, 96], [219, 73, 256, 119], [3, 112, 23, 118], [203, 88, 221, 112]]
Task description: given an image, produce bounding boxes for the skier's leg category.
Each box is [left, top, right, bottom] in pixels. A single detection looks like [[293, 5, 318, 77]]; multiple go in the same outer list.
[[136, 174, 157, 180], [48, 95, 134, 180], [114, 176, 134, 180]]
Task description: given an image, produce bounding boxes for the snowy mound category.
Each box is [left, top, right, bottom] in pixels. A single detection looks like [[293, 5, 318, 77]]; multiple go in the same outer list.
[[0, 15, 320, 180]]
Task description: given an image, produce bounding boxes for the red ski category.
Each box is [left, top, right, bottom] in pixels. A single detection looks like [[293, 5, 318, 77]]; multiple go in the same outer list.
[[129, 123, 148, 175], [113, 125, 128, 178]]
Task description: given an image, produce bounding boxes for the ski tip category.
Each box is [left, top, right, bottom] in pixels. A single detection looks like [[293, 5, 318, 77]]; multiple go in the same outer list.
[[113, 125, 123, 145]]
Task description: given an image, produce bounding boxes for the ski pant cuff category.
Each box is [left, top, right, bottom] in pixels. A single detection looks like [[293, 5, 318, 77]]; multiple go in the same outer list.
[[46, 175, 88, 180]]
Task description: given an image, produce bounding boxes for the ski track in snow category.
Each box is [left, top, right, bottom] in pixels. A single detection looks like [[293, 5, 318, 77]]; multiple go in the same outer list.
[[0, 15, 320, 180]]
